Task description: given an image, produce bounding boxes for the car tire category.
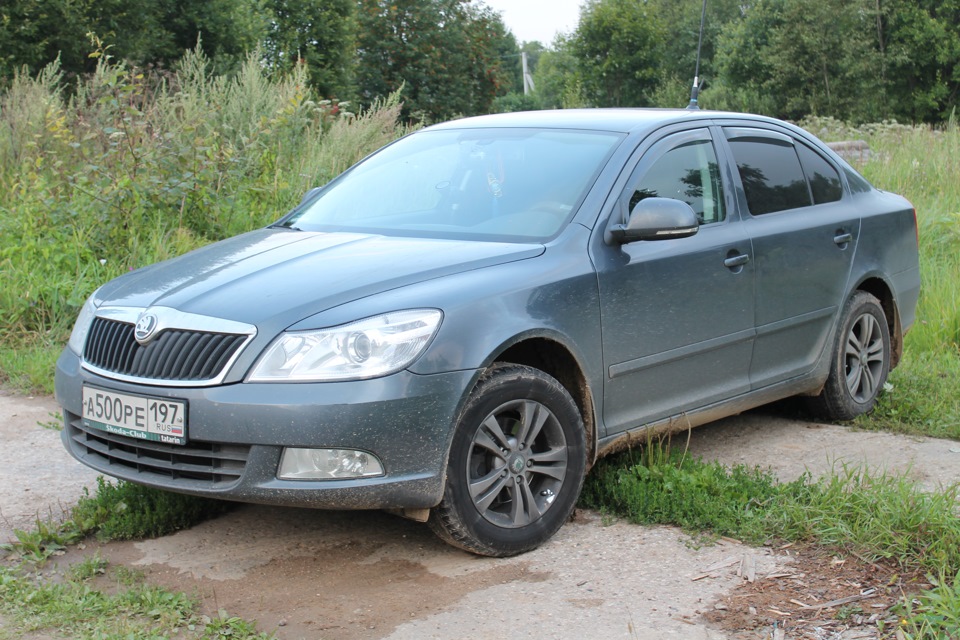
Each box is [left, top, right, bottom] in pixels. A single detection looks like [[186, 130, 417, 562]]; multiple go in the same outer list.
[[429, 363, 587, 557], [807, 291, 891, 421]]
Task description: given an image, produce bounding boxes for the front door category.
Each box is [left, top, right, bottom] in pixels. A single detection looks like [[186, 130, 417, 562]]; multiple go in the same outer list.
[[595, 128, 756, 434]]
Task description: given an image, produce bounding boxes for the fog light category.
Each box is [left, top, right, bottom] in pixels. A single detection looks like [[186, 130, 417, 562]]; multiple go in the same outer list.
[[278, 448, 385, 480]]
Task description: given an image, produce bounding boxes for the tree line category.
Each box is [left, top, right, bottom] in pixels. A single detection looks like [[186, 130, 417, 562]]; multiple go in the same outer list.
[[2, 0, 959, 123], [526, 0, 960, 124], [0, 0, 517, 122]]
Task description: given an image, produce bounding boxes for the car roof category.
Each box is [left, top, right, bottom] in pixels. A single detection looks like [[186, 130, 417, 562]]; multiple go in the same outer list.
[[427, 108, 786, 136]]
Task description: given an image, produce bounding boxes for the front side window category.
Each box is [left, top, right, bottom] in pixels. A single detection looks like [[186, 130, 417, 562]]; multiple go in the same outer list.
[[628, 138, 726, 225], [725, 133, 811, 215]]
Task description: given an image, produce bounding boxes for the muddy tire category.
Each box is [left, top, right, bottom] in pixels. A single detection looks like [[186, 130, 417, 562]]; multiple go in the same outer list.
[[429, 364, 587, 557], [807, 291, 890, 421]]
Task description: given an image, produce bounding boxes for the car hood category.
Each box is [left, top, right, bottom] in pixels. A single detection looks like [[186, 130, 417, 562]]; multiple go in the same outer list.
[[97, 228, 544, 327]]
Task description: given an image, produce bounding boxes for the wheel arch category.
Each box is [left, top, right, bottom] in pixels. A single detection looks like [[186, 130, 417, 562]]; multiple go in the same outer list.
[[854, 275, 903, 369], [492, 336, 598, 467]]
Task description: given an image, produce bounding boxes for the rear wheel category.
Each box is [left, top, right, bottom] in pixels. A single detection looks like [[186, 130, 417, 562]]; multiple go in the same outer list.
[[429, 364, 586, 557], [807, 291, 890, 421]]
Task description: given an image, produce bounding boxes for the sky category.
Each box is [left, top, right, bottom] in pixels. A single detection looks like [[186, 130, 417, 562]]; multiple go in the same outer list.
[[480, 0, 583, 45]]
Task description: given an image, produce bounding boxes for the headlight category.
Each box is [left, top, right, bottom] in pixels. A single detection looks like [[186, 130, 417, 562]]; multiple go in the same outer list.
[[248, 309, 442, 382], [67, 291, 101, 355]]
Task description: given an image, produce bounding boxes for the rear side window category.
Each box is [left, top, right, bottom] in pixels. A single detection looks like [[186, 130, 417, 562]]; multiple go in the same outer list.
[[796, 143, 842, 204], [725, 135, 810, 215], [844, 167, 873, 194]]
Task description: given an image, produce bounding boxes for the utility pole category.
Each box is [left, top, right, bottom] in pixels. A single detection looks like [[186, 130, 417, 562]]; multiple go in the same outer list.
[[522, 51, 535, 95]]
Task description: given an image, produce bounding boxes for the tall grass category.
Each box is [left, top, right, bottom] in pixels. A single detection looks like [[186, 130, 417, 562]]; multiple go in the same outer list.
[[803, 118, 960, 437], [0, 46, 410, 387], [1, 57, 958, 436]]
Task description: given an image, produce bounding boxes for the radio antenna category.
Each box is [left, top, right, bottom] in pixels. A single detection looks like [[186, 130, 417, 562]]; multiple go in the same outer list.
[[687, 0, 708, 110]]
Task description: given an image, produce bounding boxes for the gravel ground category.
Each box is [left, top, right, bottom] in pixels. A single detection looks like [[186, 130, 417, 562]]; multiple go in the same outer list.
[[4, 391, 960, 639]]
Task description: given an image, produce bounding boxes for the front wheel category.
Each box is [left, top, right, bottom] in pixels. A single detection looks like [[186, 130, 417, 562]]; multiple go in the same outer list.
[[807, 291, 891, 421], [429, 364, 587, 557]]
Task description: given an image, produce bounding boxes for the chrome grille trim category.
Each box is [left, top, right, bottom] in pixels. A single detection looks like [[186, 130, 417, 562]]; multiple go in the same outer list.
[[81, 306, 256, 387], [67, 413, 248, 486]]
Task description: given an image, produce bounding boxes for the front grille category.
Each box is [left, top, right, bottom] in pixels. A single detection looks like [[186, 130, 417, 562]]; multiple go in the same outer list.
[[84, 317, 247, 382], [67, 413, 249, 485]]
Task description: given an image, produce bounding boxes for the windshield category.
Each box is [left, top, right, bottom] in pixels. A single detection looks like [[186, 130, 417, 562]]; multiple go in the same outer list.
[[281, 128, 623, 242]]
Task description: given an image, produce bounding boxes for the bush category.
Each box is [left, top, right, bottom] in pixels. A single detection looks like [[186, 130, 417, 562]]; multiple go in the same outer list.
[[0, 48, 410, 351]]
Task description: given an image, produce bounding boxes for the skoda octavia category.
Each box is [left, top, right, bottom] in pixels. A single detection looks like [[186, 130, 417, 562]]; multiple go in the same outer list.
[[56, 109, 921, 556]]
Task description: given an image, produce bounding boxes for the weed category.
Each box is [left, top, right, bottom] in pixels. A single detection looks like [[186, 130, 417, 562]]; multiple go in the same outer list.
[[836, 604, 863, 621], [68, 551, 108, 581], [581, 446, 802, 545], [858, 350, 960, 439], [4, 477, 233, 565], [0, 564, 274, 639], [37, 410, 62, 431], [0, 473, 265, 638], [584, 445, 960, 574], [202, 610, 275, 639], [113, 564, 146, 587], [896, 572, 960, 638], [71, 476, 234, 541], [0, 50, 410, 392]]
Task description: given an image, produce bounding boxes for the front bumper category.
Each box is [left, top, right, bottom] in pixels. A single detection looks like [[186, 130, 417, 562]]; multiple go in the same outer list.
[[55, 349, 477, 509]]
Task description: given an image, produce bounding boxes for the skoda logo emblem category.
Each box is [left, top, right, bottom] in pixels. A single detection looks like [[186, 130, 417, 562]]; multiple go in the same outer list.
[[134, 313, 159, 345]]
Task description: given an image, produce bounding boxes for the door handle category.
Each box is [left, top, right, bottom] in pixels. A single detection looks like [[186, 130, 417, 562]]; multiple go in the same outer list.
[[834, 232, 853, 246], [724, 253, 750, 269]]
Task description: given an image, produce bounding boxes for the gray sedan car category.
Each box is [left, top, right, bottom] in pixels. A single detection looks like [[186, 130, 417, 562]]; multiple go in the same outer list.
[[56, 109, 920, 556]]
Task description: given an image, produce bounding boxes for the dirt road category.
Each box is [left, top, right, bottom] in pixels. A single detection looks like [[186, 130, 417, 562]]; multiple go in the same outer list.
[[4, 391, 960, 639]]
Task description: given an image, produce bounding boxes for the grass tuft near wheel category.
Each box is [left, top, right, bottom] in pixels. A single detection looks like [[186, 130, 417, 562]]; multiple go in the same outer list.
[[429, 364, 587, 557], [807, 291, 891, 421]]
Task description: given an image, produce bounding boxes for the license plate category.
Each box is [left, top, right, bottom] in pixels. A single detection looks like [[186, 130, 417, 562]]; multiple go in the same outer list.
[[82, 386, 187, 445]]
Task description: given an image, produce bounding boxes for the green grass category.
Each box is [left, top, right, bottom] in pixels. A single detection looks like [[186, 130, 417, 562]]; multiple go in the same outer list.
[[0, 49, 411, 393], [71, 476, 235, 541], [0, 340, 61, 395], [582, 441, 960, 637], [583, 445, 960, 575], [798, 117, 960, 439], [865, 350, 960, 438], [0, 478, 267, 639], [2, 477, 233, 565], [0, 563, 274, 639], [897, 572, 960, 639]]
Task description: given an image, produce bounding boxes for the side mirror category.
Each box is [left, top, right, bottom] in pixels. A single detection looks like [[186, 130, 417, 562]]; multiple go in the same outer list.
[[299, 186, 324, 207], [610, 197, 699, 244]]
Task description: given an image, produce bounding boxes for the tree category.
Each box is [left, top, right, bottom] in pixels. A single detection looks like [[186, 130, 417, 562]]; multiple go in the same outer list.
[[877, 0, 960, 122], [0, 0, 268, 81], [571, 0, 665, 107], [356, 0, 514, 121], [532, 35, 583, 109], [715, 0, 883, 121], [0, 0, 95, 79], [262, 0, 356, 99], [713, 0, 960, 122], [647, 0, 744, 108]]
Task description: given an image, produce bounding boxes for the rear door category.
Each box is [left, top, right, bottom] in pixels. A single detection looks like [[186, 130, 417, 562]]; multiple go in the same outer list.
[[595, 127, 755, 433], [721, 126, 860, 387]]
